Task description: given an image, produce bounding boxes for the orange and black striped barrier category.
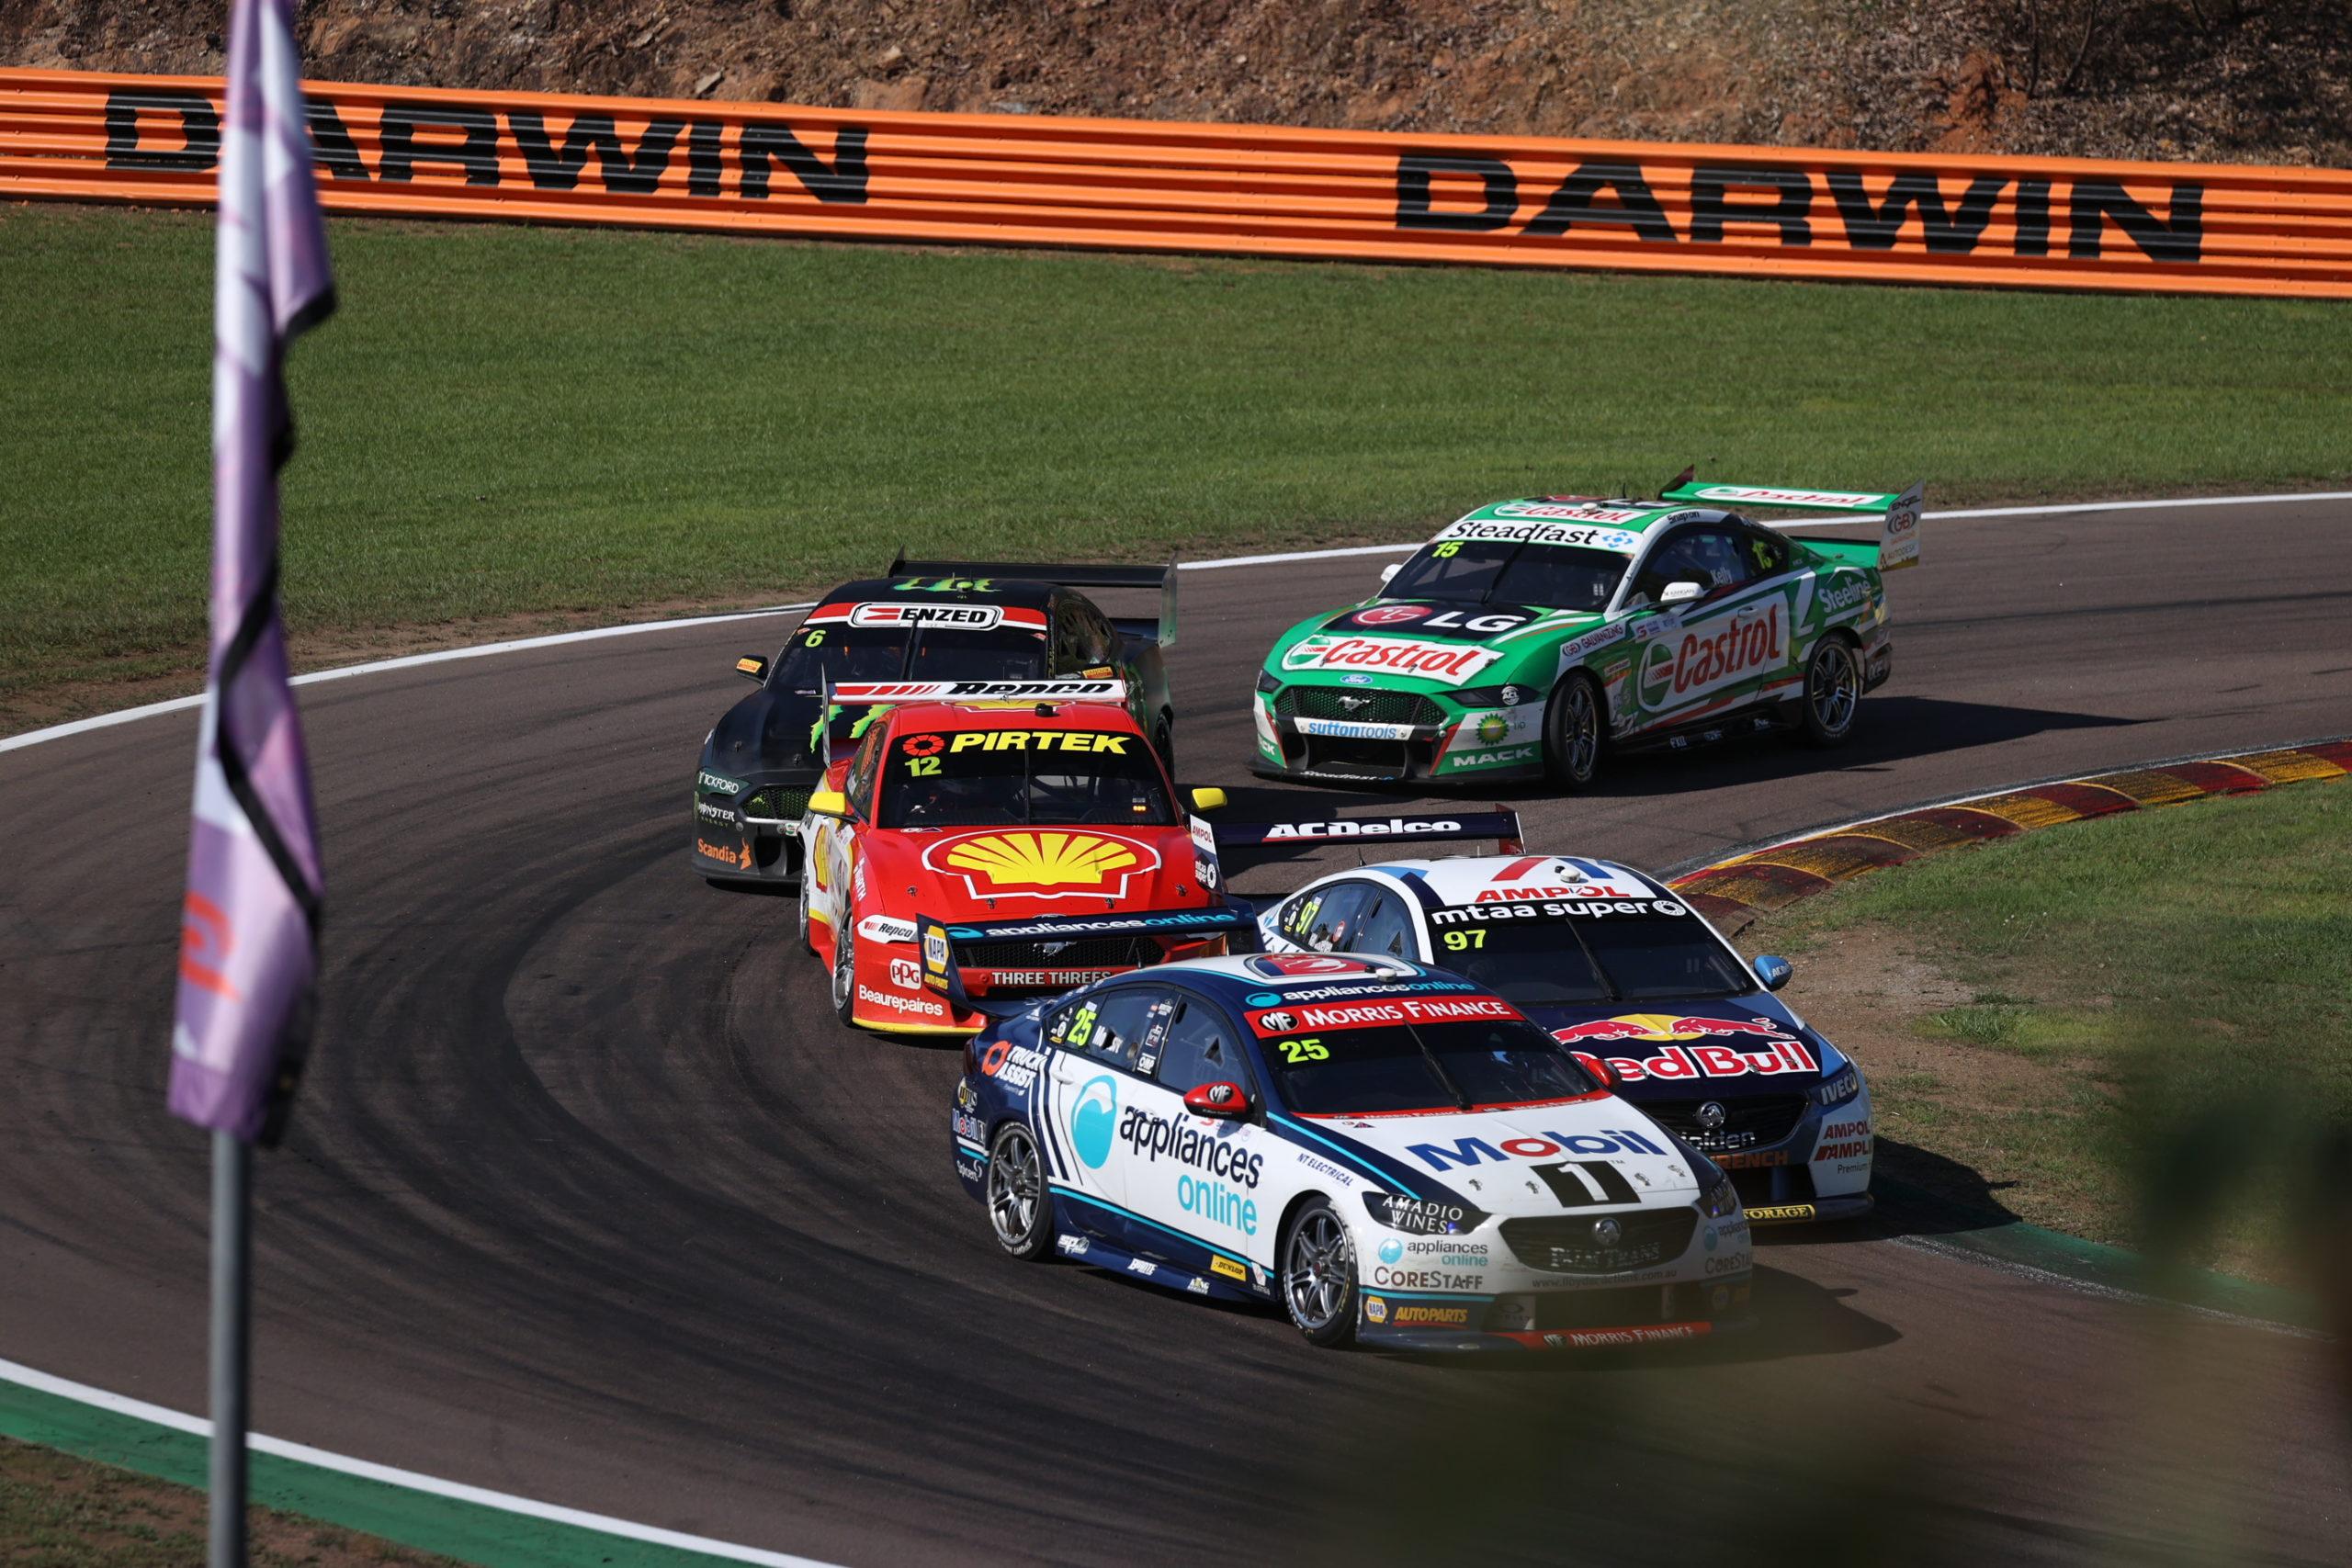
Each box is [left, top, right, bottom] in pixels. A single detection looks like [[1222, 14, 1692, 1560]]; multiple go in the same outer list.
[[4, 67, 2348, 298]]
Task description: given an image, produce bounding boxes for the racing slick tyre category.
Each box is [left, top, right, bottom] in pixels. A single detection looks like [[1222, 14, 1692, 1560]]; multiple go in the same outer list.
[[830, 924, 859, 1028], [1280, 1198, 1361, 1348], [1797, 635, 1862, 749], [985, 1122, 1056, 1260], [795, 863, 813, 951], [1542, 673, 1605, 791]]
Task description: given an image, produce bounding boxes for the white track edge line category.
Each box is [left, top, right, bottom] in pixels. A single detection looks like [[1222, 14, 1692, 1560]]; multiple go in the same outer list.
[[0, 1356, 842, 1567], [6, 487, 2346, 761]]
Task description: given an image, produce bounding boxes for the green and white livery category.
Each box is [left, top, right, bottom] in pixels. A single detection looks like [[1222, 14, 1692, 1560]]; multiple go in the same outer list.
[[1250, 477, 1921, 789]]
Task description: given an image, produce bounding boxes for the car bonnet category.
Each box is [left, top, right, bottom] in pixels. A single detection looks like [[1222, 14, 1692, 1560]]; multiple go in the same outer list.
[[1296, 1098, 1702, 1213]]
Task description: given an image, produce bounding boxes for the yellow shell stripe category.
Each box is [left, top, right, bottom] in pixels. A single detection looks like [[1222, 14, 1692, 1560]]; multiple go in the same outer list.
[[944, 831, 1139, 889]]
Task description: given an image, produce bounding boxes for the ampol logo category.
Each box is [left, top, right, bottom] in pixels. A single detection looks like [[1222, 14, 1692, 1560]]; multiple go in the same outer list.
[[1072, 1075, 1119, 1169], [925, 830, 1160, 900]]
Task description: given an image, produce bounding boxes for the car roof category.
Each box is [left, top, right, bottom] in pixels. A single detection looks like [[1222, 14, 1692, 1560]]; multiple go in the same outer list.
[[821, 576, 1062, 612], [1426, 498, 1743, 546], [881, 697, 1144, 734], [1343, 854, 1673, 907], [1110, 953, 1485, 1000]]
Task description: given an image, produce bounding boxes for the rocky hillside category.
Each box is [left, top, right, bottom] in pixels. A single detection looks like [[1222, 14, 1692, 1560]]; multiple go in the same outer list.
[[4, 0, 2344, 165]]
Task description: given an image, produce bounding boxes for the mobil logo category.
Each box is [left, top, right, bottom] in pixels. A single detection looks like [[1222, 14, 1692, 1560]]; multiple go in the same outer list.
[[1407, 1125, 1669, 1172], [1071, 1075, 1119, 1169], [1245, 953, 1395, 980]]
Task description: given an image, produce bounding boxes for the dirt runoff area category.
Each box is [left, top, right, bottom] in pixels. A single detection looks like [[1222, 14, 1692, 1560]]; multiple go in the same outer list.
[[6, 1, 2346, 165]]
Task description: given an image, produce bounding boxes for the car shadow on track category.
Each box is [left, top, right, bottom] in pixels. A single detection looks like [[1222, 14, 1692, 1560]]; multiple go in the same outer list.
[[1755, 1136, 2026, 1249]]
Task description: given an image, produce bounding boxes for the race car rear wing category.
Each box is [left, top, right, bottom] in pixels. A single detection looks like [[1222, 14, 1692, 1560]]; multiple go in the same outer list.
[[888, 553, 1179, 649], [1660, 474, 1922, 571], [1212, 809, 1524, 872], [914, 904, 1261, 1014], [815, 677, 1128, 769]]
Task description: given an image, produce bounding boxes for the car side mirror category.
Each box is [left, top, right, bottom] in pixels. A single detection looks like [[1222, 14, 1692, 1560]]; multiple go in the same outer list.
[[1590, 1059, 1622, 1090], [1753, 954, 1793, 991], [1660, 581, 1704, 605], [807, 789, 849, 818], [736, 653, 770, 682], [1189, 786, 1227, 812], [1378, 562, 1402, 583], [1183, 1081, 1250, 1119]]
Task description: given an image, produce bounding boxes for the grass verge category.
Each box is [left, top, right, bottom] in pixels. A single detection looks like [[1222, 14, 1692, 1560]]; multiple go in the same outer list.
[[1742, 782, 2351, 1285], [0, 1436, 456, 1568], [6, 201, 2352, 733]]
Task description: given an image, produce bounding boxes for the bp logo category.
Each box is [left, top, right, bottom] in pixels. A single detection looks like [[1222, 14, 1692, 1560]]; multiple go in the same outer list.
[[1071, 1075, 1119, 1169], [1378, 1238, 1405, 1264]]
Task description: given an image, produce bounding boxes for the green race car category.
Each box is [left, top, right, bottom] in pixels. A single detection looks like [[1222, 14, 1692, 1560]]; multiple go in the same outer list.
[[1251, 477, 1921, 788]]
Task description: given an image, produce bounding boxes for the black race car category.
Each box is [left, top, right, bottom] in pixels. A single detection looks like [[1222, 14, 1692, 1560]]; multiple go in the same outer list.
[[689, 556, 1178, 888]]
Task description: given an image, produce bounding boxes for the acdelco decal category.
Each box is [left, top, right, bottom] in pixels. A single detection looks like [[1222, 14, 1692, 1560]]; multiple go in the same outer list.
[[1281, 636, 1502, 683], [1639, 603, 1786, 709]]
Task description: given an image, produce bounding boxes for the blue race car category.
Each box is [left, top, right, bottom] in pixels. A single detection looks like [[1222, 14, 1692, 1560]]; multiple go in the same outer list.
[[950, 953, 1751, 1352]]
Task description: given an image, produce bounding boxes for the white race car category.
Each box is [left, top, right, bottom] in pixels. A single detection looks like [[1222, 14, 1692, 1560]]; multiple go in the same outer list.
[[951, 953, 1752, 1350], [1256, 854, 1873, 1224]]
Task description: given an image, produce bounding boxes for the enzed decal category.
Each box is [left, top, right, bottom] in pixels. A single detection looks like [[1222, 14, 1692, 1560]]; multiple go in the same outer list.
[[844, 602, 1007, 630], [1552, 1014, 1817, 1081], [1279, 635, 1501, 684], [923, 830, 1161, 899]]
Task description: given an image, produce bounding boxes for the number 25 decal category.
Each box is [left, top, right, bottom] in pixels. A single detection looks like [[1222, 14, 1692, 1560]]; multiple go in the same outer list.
[[1279, 1037, 1329, 1064]]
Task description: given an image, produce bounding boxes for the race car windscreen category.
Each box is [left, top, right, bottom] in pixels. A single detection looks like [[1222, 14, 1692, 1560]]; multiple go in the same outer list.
[[878, 729, 1174, 828], [1432, 913, 1753, 1005], [774, 625, 1047, 690], [1269, 1017, 1600, 1116], [1382, 540, 1625, 613]]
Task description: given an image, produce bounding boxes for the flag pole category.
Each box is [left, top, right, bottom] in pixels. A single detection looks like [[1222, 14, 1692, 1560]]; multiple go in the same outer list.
[[209, 1132, 251, 1568]]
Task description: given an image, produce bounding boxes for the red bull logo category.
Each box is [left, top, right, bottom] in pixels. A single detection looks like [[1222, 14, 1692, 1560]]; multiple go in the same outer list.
[[1554, 1014, 1816, 1082]]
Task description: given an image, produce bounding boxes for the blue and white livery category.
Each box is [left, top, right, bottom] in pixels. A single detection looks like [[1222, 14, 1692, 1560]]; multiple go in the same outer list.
[[951, 953, 1751, 1351]]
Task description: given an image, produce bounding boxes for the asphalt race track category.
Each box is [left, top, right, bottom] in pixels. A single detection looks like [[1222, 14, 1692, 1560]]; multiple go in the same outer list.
[[6, 499, 2350, 1565]]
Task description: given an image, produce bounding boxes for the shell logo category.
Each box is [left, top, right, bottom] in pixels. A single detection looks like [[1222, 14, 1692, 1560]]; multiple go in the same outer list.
[[925, 830, 1161, 900]]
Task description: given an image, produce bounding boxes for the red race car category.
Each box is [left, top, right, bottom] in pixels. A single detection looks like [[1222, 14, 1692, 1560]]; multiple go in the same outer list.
[[797, 680, 1251, 1035]]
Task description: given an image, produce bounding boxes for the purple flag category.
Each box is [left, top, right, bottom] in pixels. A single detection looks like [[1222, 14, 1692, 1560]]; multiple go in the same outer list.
[[169, 0, 334, 1144]]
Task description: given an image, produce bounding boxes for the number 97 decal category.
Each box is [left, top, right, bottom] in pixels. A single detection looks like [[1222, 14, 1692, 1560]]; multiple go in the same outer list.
[[1441, 929, 1487, 952], [1278, 1037, 1329, 1064]]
